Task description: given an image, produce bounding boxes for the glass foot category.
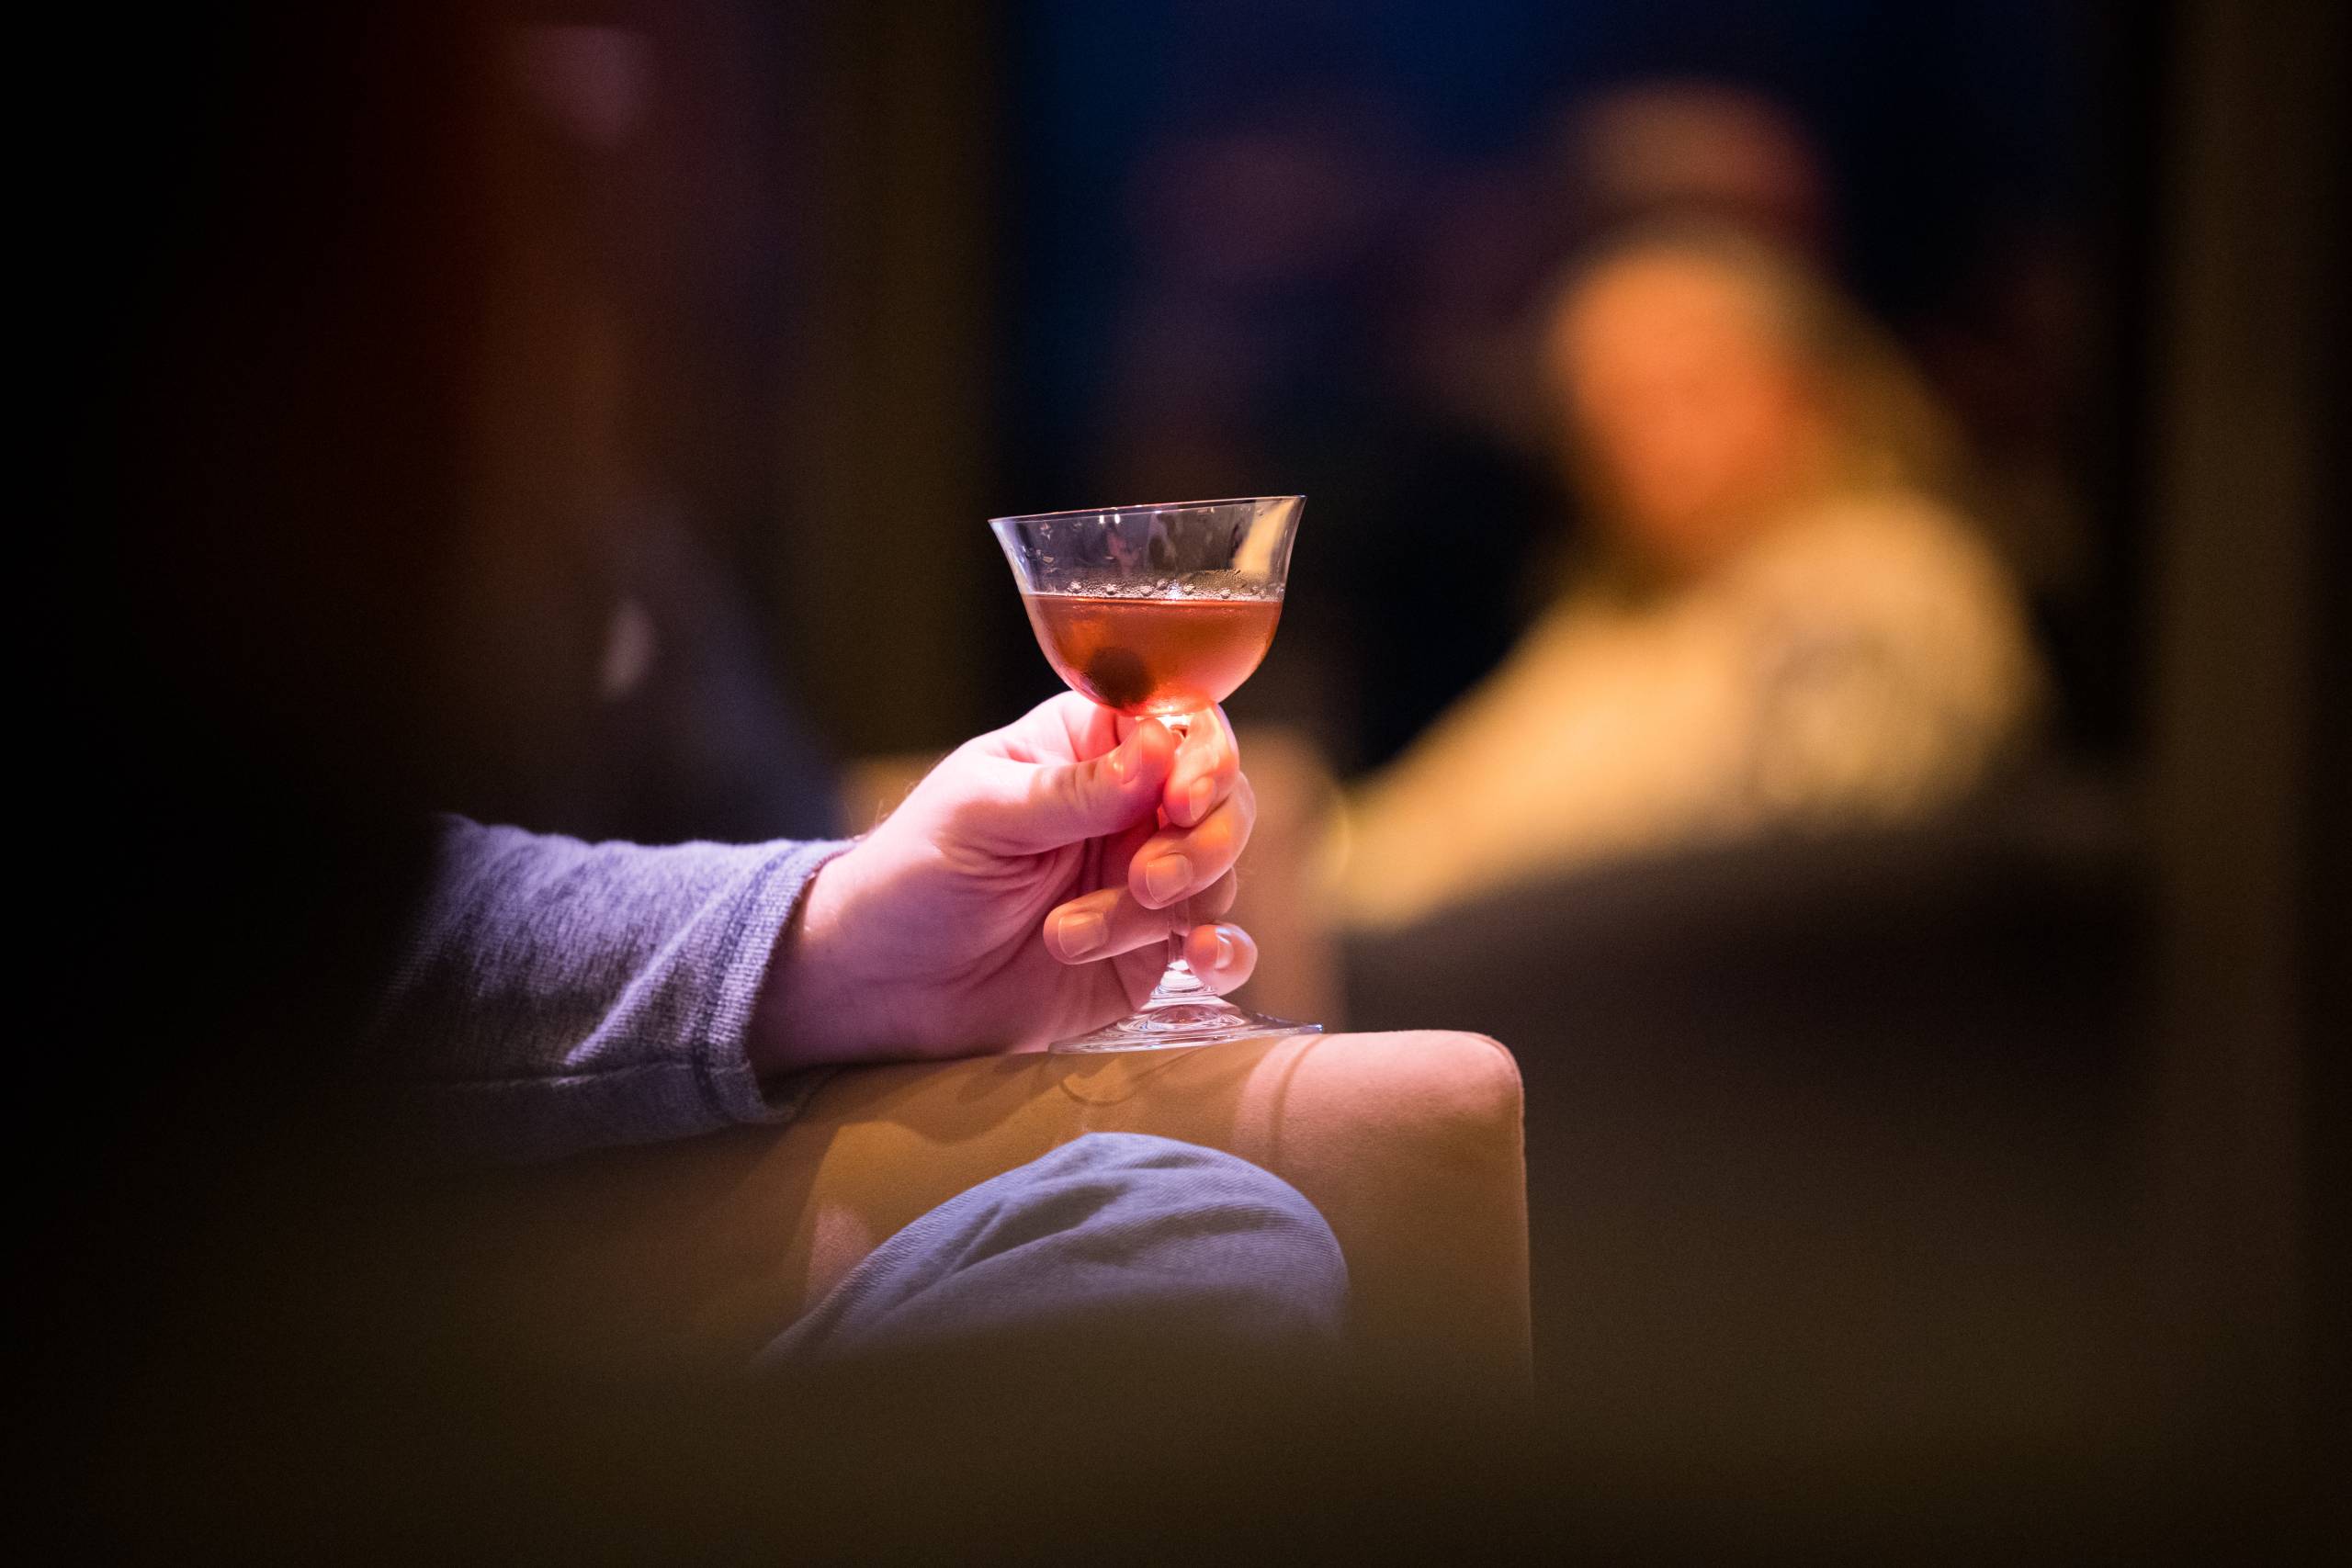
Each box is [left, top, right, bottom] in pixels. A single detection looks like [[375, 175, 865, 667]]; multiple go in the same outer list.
[[1048, 998, 1322, 1054]]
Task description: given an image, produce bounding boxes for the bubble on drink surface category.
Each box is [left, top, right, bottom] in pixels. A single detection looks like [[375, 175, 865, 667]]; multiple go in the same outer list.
[[1084, 646, 1152, 710], [1047, 570, 1279, 602], [1191, 570, 1267, 600]]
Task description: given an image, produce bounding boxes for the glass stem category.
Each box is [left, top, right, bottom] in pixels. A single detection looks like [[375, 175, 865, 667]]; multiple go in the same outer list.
[[1146, 710, 1210, 1009], [1149, 895, 1209, 1005]]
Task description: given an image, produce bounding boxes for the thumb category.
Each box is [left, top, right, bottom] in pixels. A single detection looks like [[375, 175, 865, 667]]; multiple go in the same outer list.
[[969, 718, 1177, 853]]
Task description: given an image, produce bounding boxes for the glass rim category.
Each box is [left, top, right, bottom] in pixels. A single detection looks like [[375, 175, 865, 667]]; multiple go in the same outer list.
[[987, 494, 1304, 527]]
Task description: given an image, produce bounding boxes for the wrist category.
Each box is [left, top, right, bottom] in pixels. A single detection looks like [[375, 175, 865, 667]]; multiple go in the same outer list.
[[747, 843, 873, 1075]]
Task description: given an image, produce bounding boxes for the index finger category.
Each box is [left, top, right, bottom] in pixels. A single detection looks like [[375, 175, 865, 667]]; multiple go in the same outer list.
[[1165, 705, 1240, 827]]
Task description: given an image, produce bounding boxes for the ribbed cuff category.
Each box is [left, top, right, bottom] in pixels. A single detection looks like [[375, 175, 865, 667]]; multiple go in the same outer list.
[[691, 837, 854, 1129]]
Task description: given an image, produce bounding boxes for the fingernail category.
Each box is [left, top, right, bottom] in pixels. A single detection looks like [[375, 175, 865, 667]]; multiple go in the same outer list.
[[1055, 908, 1107, 957], [1215, 929, 1238, 969], [1143, 854, 1190, 904], [1186, 777, 1214, 823]]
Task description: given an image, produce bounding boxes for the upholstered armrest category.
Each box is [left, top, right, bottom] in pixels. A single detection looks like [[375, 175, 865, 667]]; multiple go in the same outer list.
[[470, 1032, 1529, 1390]]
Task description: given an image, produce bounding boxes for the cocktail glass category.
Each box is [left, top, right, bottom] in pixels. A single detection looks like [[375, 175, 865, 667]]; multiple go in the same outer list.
[[989, 494, 1323, 1053]]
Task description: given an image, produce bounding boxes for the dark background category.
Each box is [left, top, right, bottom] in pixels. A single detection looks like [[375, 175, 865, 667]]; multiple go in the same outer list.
[[41, 0, 2342, 1556]]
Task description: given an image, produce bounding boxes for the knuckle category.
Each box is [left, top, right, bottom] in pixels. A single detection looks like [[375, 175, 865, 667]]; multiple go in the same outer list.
[[1040, 758, 1095, 822]]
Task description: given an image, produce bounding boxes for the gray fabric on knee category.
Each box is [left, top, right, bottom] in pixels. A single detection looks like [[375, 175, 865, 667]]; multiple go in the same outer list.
[[759, 1133, 1348, 1367]]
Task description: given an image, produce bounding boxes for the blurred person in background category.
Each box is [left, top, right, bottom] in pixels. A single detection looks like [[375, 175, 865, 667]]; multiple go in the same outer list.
[[1330, 221, 2044, 928], [1318, 80, 1843, 774]]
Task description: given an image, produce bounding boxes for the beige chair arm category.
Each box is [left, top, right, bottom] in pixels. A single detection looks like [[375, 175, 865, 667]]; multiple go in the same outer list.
[[473, 1032, 1529, 1391]]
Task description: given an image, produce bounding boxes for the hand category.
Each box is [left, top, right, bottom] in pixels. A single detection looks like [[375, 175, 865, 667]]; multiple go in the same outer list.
[[749, 694, 1259, 1070]]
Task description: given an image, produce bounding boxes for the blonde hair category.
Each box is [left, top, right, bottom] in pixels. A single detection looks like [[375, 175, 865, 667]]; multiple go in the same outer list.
[[1542, 219, 1969, 508]]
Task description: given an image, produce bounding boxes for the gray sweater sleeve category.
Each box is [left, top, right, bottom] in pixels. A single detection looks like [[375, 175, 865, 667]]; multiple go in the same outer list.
[[364, 816, 854, 1163]]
